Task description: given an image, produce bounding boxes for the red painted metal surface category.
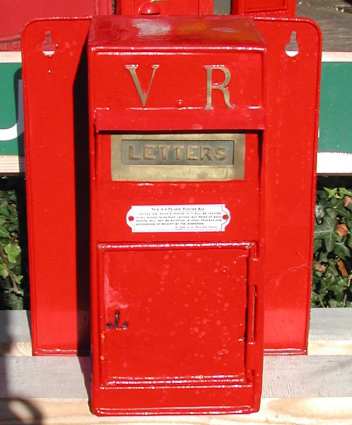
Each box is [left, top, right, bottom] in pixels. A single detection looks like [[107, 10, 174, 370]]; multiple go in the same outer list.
[[88, 15, 264, 414], [93, 243, 261, 414], [0, 0, 112, 51], [254, 17, 321, 353], [232, 0, 296, 17], [119, 0, 213, 16], [22, 20, 91, 355], [22, 13, 321, 358]]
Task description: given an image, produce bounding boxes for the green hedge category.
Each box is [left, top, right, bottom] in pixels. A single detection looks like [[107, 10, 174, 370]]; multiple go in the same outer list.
[[0, 178, 27, 310], [313, 187, 352, 307], [0, 189, 23, 309], [1, 181, 352, 309]]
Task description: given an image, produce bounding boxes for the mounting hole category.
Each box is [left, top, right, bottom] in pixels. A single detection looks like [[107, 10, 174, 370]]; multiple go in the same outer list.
[[42, 31, 56, 57], [285, 31, 299, 58]]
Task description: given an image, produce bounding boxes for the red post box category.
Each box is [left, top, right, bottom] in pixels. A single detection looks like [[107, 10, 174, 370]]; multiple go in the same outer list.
[[88, 15, 264, 415], [22, 11, 321, 414], [232, 0, 296, 16], [22, 7, 321, 359]]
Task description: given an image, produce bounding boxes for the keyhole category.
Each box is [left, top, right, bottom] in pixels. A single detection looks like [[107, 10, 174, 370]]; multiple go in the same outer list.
[[42, 31, 56, 57], [106, 310, 128, 330], [285, 31, 299, 58]]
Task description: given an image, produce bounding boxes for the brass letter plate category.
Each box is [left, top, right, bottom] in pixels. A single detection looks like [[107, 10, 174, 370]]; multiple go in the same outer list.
[[111, 133, 245, 181]]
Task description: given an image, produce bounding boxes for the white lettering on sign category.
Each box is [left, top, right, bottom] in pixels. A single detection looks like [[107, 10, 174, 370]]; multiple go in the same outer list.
[[126, 204, 231, 233]]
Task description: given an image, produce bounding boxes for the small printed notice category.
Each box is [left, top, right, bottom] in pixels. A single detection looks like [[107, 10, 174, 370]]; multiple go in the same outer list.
[[126, 204, 231, 233]]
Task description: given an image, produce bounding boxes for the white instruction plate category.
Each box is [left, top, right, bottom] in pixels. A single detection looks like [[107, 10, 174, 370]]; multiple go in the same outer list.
[[126, 204, 231, 233]]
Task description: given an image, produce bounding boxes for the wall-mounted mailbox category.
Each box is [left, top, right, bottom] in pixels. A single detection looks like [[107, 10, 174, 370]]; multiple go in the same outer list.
[[22, 3, 321, 365], [88, 15, 264, 415]]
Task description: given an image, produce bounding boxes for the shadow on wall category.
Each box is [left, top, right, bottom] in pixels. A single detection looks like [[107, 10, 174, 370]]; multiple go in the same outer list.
[[0, 311, 44, 424]]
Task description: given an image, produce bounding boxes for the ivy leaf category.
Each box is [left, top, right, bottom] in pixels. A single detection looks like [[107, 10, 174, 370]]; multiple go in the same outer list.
[[336, 204, 351, 218], [13, 274, 23, 284], [4, 243, 21, 264], [324, 187, 338, 198], [340, 188, 352, 197], [315, 216, 337, 253], [314, 238, 322, 254], [329, 299, 339, 307], [0, 227, 10, 238], [334, 241, 350, 259], [0, 263, 9, 279], [347, 234, 352, 250], [0, 205, 10, 217], [318, 250, 329, 262], [326, 208, 337, 220]]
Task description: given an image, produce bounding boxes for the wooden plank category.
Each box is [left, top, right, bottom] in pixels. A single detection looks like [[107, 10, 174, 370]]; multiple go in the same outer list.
[[0, 155, 23, 174], [1, 398, 352, 425], [0, 355, 352, 399], [309, 308, 352, 354], [263, 355, 352, 398], [317, 152, 352, 174], [0, 311, 31, 343], [0, 311, 31, 356], [310, 308, 352, 341], [0, 52, 21, 63], [323, 51, 352, 62]]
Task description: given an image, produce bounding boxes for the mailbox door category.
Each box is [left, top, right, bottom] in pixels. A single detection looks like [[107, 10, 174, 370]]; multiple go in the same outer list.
[[92, 243, 260, 415], [88, 16, 265, 414]]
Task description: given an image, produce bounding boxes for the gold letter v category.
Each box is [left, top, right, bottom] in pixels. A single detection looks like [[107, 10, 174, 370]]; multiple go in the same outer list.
[[125, 64, 159, 107]]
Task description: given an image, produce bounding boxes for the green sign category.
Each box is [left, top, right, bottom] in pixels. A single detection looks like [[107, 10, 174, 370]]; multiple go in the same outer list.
[[319, 62, 352, 153], [0, 63, 22, 155]]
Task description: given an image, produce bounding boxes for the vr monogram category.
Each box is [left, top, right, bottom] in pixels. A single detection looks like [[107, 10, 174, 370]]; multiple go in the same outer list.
[[125, 64, 234, 110]]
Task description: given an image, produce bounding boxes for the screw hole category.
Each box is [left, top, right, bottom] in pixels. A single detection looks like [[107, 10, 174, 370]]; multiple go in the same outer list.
[[42, 31, 56, 57], [285, 31, 299, 58]]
